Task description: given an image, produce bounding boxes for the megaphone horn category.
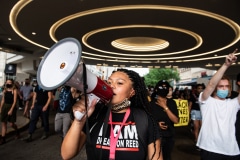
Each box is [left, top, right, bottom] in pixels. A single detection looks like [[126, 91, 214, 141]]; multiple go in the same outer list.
[[37, 37, 113, 104]]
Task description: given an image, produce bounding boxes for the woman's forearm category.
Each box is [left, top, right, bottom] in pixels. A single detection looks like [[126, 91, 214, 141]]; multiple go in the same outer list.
[[61, 119, 86, 159]]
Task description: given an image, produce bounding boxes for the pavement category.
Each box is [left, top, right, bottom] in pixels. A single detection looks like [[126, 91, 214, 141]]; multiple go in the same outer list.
[[0, 108, 200, 160]]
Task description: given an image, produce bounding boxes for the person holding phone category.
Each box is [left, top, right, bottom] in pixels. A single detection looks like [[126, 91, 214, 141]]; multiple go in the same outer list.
[[150, 80, 179, 160]]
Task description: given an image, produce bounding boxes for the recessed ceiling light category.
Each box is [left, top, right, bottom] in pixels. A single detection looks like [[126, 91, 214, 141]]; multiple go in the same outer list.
[[32, 32, 36, 35], [175, 60, 183, 62], [103, 63, 108, 66], [111, 37, 169, 52], [206, 63, 213, 67], [8, 38, 12, 40]]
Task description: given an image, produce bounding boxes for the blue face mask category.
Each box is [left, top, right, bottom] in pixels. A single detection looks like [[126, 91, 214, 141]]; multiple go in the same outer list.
[[216, 89, 228, 99]]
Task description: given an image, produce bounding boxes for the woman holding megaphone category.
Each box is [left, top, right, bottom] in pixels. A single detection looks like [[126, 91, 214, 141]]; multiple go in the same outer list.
[[61, 68, 163, 160]]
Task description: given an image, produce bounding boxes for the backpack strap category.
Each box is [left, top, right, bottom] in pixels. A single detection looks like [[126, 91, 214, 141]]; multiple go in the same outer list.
[[132, 107, 148, 155]]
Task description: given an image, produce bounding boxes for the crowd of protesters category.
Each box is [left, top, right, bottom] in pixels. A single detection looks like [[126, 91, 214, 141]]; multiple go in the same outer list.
[[0, 78, 81, 145], [1, 56, 240, 160]]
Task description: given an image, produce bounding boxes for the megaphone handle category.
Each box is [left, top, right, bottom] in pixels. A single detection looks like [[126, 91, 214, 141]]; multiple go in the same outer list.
[[73, 94, 100, 121], [74, 111, 85, 121], [74, 62, 88, 121]]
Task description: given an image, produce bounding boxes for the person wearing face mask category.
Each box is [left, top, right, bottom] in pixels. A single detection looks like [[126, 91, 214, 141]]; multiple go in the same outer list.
[[0, 79, 20, 145], [61, 69, 163, 160], [22, 80, 52, 142], [196, 49, 240, 159], [20, 78, 33, 118], [150, 80, 179, 160]]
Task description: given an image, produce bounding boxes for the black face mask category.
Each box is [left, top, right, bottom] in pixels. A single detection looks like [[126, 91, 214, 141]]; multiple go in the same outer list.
[[6, 84, 13, 88], [156, 89, 169, 97]]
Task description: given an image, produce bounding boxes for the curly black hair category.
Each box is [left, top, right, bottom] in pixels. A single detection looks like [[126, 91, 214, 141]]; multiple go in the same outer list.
[[114, 69, 149, 110]]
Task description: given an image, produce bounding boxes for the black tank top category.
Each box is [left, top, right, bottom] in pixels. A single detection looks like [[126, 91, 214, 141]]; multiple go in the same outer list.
[[4, 90, 14, 104]]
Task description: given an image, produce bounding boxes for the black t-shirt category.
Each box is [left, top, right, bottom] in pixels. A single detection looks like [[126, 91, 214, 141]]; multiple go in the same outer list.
[[35, 85, 50, 105], [189, 93, 200, 110], [150, 98, 179, 137], [85, 108, 160, 160]]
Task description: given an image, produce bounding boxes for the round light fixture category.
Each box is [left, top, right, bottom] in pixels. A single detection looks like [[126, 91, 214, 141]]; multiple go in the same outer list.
[[111, 37, 169, 52]]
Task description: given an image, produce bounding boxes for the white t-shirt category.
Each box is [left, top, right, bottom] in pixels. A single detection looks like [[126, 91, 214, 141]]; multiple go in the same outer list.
[[197, 92, 240, 155]]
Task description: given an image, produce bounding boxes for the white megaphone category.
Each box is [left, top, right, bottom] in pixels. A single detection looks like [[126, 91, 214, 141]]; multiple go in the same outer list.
[[37, 38, 113, 120]]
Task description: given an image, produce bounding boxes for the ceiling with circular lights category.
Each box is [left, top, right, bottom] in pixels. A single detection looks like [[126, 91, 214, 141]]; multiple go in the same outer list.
[[0, 0, 240, 71]]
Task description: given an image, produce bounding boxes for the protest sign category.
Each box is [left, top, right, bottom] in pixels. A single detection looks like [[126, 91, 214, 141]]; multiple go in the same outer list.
[[174, 99, 189, 127]]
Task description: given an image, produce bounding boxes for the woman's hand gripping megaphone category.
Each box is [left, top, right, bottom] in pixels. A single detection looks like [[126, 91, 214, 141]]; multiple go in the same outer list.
[[73, 94, 99, 121]]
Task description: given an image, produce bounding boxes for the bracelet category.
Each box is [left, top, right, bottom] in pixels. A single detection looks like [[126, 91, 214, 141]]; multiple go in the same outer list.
[[164, 107, 169, 111]]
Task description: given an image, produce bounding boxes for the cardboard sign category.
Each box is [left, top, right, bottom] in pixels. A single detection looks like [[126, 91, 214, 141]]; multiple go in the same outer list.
[[173, 99, 189, 127]]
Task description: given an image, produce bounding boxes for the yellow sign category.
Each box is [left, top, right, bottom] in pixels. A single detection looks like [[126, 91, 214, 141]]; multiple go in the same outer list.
[[173, 99, 189, 127]]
